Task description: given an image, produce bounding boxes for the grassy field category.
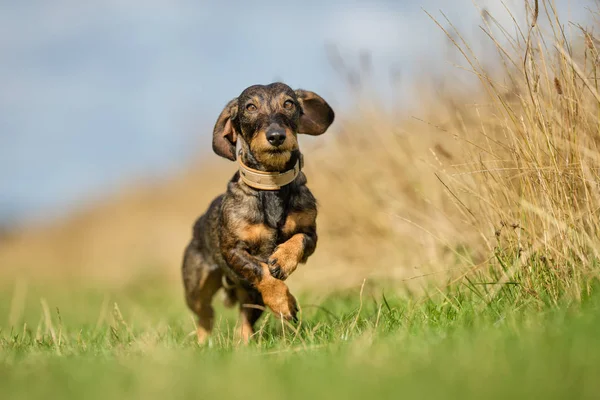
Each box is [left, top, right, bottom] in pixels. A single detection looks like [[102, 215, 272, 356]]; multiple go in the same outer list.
[[1, 279, 600, 400], [3, 2, 600, 399]]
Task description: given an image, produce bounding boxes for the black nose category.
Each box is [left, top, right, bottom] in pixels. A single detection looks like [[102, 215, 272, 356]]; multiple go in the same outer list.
[[266, 129, 286, 147]]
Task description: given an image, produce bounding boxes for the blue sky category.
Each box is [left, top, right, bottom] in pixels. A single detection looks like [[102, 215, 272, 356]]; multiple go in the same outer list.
[[0, 0, 592, 226]]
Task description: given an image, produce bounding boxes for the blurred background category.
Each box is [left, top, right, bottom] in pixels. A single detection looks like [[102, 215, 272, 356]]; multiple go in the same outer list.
[[0, 0, 593, 291]]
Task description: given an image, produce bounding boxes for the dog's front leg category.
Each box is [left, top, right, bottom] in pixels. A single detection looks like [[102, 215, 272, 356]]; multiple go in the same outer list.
[[269, 228, 317, 281], [225, 245, 298, 321]]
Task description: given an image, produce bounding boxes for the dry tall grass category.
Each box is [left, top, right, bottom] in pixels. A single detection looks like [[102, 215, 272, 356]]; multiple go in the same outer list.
[[1, 1, 599, 300]]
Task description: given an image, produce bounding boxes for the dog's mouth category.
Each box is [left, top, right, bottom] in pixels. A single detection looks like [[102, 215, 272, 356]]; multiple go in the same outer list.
[[243, 146, 300, 173], [261, 139, 298, 154], [266, 146, 291, 153]]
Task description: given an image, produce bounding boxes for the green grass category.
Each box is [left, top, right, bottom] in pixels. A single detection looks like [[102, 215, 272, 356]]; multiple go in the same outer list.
[[1, 278, 599, 400]]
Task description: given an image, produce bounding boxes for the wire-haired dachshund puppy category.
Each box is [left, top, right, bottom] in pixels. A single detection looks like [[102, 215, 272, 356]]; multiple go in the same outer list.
[[182, 82, 334, 344]]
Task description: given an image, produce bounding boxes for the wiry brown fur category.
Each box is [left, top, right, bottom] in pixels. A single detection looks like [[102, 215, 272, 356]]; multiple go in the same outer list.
[[182, 82, 334, 344]]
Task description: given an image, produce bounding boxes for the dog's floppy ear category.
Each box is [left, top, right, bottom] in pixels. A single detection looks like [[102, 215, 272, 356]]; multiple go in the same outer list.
[[212, 98, 239, 161], [295, 89, 335, 135]]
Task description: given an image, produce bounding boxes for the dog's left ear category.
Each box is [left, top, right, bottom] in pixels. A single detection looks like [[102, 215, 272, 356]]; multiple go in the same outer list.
[[212, 98, 239, 161], [295, 89, 335, 135]]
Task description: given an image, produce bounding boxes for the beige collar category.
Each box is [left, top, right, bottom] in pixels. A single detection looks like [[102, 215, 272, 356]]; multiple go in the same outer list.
[[238, 151, 304, 190]]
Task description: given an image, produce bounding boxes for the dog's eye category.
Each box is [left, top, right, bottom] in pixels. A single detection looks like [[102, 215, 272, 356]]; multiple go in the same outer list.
[[246, 103, 257, 112], [283, 100, 295, 110]]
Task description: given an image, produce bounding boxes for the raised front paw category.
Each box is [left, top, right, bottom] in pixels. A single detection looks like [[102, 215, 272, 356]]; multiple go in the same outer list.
[[268, 244, 300, 281], [258, 264, 298, 321]]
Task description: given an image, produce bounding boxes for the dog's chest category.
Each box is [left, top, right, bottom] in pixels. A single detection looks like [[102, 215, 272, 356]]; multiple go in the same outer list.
[[258, 191, 290, 230], [234, 187, 314, 256]]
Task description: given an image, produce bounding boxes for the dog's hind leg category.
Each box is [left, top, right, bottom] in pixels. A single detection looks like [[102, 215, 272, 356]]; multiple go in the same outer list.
[[182, 242, 222, 344], [221, 275, 238, 308], [235, 287, 264, 344]]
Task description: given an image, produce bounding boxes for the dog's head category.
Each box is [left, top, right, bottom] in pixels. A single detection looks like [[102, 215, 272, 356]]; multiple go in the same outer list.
[[212, 82, 334, 171]]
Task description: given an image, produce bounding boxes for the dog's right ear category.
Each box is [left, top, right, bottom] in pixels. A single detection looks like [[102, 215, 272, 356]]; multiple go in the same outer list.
[[212, 98, 239, 161]]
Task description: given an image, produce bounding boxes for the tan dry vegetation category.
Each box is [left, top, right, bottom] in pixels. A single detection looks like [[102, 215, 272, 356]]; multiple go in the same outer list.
[[0, 104, 471, 291], [1, 1, 600, 299]]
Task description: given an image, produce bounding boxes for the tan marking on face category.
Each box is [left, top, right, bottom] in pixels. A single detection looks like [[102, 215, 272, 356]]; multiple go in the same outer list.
[[249, 130, 298, 170], [246, 96, 263, 111], [282, 210, 316, 236], [250, 129, 298, 152], [270, 93, 294, 111]]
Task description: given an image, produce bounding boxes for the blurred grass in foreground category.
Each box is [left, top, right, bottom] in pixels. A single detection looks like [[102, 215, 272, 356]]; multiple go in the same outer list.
[[1, 279, 599, 400]]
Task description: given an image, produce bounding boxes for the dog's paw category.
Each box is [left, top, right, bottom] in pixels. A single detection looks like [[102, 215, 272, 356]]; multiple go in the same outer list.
[[272, 289, 298, 323], [264, 283, 298, 321], [268, 244, 300, 281], [257, 264, 298, 322]]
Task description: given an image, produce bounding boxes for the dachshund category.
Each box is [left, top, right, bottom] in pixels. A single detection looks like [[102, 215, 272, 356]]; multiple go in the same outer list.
[[182, 82, 334, 344]]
